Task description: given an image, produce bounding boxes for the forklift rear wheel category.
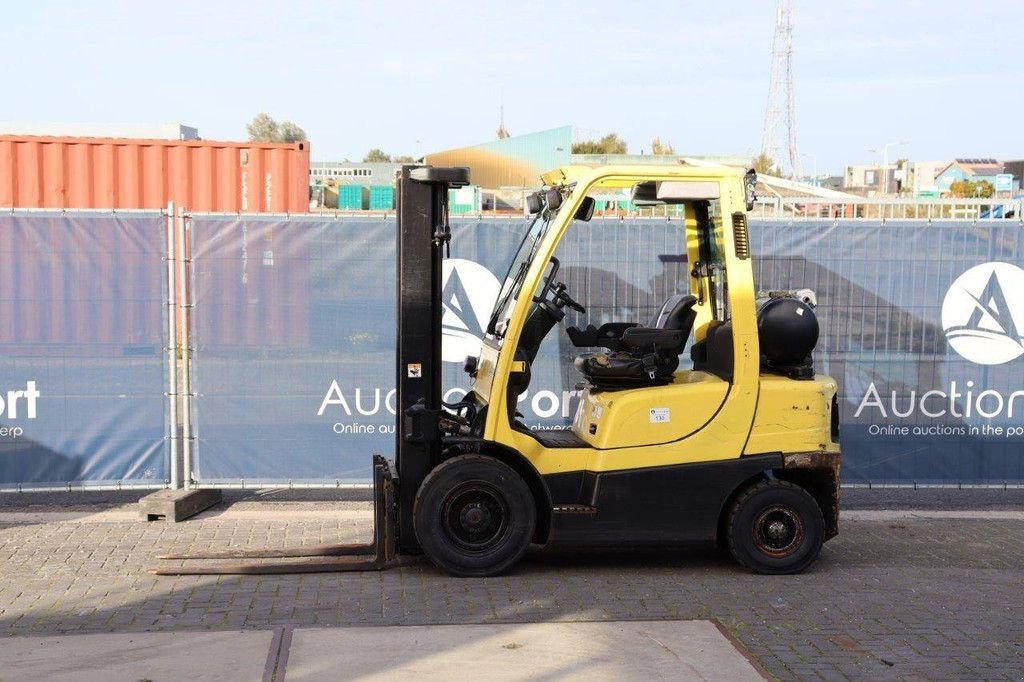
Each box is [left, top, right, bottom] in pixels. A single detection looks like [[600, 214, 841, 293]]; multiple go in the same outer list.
[[726, 479, 824, 575], [413, 455, 536, 577]]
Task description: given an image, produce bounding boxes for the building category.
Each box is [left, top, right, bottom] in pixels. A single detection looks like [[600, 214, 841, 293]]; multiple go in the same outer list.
[[820, 176, 844, 192], [843, 159, 953, 197], [1003, 160, 1024, 194], [308, 162, 405, 209], [0, 122, 199, 140], [934, 159, 1005, 194], [843, 163, 893, 195], [309, 161, 402, 186], [905, 160, 947, 198], [425, 126, 572, 190]]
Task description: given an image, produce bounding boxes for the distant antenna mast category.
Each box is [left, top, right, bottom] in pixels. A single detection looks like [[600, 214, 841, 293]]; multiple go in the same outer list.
[[496, 91, 510, 139], [761, 0, 801, 179]]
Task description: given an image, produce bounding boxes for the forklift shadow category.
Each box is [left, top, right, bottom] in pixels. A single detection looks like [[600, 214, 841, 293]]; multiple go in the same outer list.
[[512, 543, 849, 576], [518, 544, 740, 574]]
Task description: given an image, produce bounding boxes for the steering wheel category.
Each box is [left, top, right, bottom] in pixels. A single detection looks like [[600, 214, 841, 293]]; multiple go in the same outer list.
[[550, 282, 586, 314], [531, 257, 586, 314]]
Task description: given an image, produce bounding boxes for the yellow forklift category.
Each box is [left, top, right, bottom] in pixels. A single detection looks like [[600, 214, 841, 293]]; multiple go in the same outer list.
[[154, 164, 840, 577]]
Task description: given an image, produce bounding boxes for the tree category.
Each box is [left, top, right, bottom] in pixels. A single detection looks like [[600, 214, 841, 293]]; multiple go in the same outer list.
[[246, 113, 279, 142], [394, 155, 416, 163], [650, 137, 676, 155], [753, 152, 778, 176], [599, 133, 627, 154], [363, 148, 392, 163], [279, 120, 307, 143], [949, 179, 994, 198], [571, 132, 628, 155], [571, 140, 601, 154], [246, 113, 307, 143]]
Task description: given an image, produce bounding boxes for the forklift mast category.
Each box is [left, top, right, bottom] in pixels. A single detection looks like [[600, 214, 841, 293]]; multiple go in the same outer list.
[[149, 165, 470, 577], [395, 165, 470, 553]]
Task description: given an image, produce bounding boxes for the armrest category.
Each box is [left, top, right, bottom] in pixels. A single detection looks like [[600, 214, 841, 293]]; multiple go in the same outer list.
[[566, 322, 638, 349], [621, 326, 682, 351]]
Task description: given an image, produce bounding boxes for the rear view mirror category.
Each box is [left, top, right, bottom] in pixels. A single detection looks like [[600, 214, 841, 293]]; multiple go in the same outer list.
[[744, 169, 757, 211], [526, 191, 543, 214], [574, 196, 595, 222], [545, 188, 563, 211]]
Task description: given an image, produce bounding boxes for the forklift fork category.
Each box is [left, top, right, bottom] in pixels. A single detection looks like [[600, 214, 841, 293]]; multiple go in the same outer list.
[[149, 456, 403, 576]]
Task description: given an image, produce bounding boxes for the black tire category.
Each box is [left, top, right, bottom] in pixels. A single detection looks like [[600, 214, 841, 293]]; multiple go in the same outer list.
[[413, 455, 536, 577], [726, 479, 824, 575]]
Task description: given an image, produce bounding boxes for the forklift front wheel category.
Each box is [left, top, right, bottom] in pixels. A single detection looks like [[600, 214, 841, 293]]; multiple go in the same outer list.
[[726, 479, 824, 575], [413, 455, 536, 577]]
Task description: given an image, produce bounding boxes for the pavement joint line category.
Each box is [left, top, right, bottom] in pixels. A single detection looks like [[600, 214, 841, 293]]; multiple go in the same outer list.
[[710, 619, 773, 681], [2, 507, 1024, 525], [841, 510, 1024, 520], [262, 626, 287, 682], [277, 627, 293, 681]]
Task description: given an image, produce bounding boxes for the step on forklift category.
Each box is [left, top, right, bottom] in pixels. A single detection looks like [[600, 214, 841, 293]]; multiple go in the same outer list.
[[153, 164, 841, 577]]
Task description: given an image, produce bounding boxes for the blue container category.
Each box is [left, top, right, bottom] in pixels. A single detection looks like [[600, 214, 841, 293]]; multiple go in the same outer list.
[[368, 185, 394, 211], [338, 185, 367, 210]]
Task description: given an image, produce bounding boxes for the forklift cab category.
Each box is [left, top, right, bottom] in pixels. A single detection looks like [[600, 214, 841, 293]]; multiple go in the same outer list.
[[470, 165, 756, 460]]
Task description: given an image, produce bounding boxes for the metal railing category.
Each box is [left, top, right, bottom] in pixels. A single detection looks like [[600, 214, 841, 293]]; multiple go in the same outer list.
[[751, 197, 1024, 221], [302, 197, 1024, 223]]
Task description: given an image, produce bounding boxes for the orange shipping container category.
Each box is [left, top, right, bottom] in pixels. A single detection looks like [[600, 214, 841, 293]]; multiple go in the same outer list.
[[0, 136, 310, 212]]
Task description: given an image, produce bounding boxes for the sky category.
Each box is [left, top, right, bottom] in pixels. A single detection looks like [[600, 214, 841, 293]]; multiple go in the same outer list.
[[2, 0, 1022, 175]]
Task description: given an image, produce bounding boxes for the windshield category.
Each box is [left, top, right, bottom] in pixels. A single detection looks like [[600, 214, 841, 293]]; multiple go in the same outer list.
[[486, 212, 555, 337]]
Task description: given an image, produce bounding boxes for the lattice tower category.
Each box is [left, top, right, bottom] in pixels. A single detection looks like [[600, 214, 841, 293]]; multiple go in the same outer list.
[[761, 0, 801, 178]]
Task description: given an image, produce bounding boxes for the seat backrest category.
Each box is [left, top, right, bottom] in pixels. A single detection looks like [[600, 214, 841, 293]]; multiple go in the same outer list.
[[644, 294, 698, 358], [649, 294, 698, 330]]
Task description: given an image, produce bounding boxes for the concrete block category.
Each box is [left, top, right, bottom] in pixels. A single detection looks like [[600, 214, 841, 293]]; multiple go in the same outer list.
[[138, 488, 222, 522]]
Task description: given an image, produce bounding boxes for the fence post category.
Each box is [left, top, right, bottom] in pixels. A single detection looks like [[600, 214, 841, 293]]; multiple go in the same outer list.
[[177, 209, 194, 486], [165, 202, 181, 489]]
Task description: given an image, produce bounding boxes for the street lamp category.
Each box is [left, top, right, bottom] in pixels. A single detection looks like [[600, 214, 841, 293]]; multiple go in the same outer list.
[[867, 141, 908, 194]]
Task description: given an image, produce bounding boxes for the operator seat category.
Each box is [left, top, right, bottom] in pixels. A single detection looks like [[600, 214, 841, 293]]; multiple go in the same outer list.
[[572, 294, 698, 389]]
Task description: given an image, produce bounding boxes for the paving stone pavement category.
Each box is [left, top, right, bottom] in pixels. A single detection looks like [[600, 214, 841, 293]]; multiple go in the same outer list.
[[0, 509, 1022, 681]]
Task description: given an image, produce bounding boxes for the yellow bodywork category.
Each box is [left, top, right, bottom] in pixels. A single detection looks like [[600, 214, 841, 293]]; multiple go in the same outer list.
[[574, 371, 729, 449], [469, 164, 837, 477], [746, 375, 840, 455]]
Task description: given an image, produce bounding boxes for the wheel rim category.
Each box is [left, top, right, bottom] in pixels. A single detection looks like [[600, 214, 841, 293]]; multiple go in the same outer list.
[[440, 482, 511, 553], [752, 504, 805, 558]]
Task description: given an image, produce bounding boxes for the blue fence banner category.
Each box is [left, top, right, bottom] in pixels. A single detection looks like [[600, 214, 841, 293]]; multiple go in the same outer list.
[[0, 212, 169, 489], [753, 219, 1024, 484], [188, 216, 1024, 486]]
